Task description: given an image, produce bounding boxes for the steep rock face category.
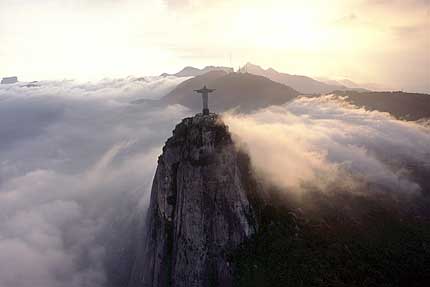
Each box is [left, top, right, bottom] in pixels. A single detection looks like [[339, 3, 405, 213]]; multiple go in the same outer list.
[[128, 114, 258, 287]]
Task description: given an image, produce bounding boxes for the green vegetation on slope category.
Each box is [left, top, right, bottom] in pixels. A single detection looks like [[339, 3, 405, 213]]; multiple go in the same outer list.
[[332, 90, 430, 121], [233, 190, 430, 287]]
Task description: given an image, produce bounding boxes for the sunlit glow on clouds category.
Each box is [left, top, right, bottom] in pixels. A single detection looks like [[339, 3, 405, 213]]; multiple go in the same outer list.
[[0, 0, 429, 91], [0, 76, 429, 286]]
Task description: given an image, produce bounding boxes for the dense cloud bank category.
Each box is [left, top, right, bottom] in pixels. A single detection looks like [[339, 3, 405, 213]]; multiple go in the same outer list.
[[0, 77, 189, 287], [1, 80, 429, 287], [224, 95, 430, 194]]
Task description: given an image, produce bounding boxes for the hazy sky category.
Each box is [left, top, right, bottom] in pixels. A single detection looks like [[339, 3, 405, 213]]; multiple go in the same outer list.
[[0, 0, 429, 92]]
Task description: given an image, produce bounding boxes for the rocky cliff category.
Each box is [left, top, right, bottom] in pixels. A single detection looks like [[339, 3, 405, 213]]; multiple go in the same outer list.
[[128, 113, 259, 287]]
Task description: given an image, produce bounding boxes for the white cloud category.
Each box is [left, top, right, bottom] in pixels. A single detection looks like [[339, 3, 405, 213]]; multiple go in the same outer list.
[[0, 76, 189, 287], [224, 95, 430, 194], [0, 78, 429, 287]]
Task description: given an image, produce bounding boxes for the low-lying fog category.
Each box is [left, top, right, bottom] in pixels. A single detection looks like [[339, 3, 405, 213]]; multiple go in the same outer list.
[[1, 78, 429, 287]]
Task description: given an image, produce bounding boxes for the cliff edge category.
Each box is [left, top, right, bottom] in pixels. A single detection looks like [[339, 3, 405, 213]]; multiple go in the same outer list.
[[128, 113, 259, 287]]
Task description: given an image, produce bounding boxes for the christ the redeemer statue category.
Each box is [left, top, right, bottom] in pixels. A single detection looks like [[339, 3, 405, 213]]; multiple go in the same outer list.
[[194, 86, 215, 115]]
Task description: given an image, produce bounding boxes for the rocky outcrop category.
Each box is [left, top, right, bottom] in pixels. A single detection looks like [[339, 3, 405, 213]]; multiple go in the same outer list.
[[1, 76, 18, 84], [128, 113, 258, 287]]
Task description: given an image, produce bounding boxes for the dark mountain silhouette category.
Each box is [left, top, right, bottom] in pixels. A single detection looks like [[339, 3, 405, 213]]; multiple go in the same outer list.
[[161, 65, 233, 77], [162, 71, 300, 113], [157, 67, 430, 121], [332, 90, 430, 121], [238, 63, 365, 94]]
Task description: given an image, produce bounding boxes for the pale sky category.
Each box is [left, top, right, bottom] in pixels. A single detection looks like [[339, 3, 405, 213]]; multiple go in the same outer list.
[[0, 0, 429, 92]]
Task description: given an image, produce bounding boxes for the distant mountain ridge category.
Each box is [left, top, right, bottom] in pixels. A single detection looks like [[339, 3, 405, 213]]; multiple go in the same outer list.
[[155, 65, 430, 121], [318, 77, 390, 92], [160, 63, 369, 94], [161, 66, 233, 77], [331, 90, 430, 121], [238, 63, 365, 94]]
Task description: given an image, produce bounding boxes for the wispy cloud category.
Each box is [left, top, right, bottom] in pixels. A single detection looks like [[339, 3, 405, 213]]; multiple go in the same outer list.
[[1, 77, 429, 287], [0, 76, 188, 287], [225, 95, 430, 194]]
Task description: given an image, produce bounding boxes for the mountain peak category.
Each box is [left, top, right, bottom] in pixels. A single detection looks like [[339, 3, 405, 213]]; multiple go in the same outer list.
[[162, 66, 233, 78], [239, 63, 281, 77], [128, 113, 258, 287], [238, 63, 356, 94], [243, 62, 260, 68], [241, 62, 265, 72]]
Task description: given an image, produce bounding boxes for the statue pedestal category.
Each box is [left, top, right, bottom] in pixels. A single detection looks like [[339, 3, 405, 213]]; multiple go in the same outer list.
[[203, 108, 209, 115]]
